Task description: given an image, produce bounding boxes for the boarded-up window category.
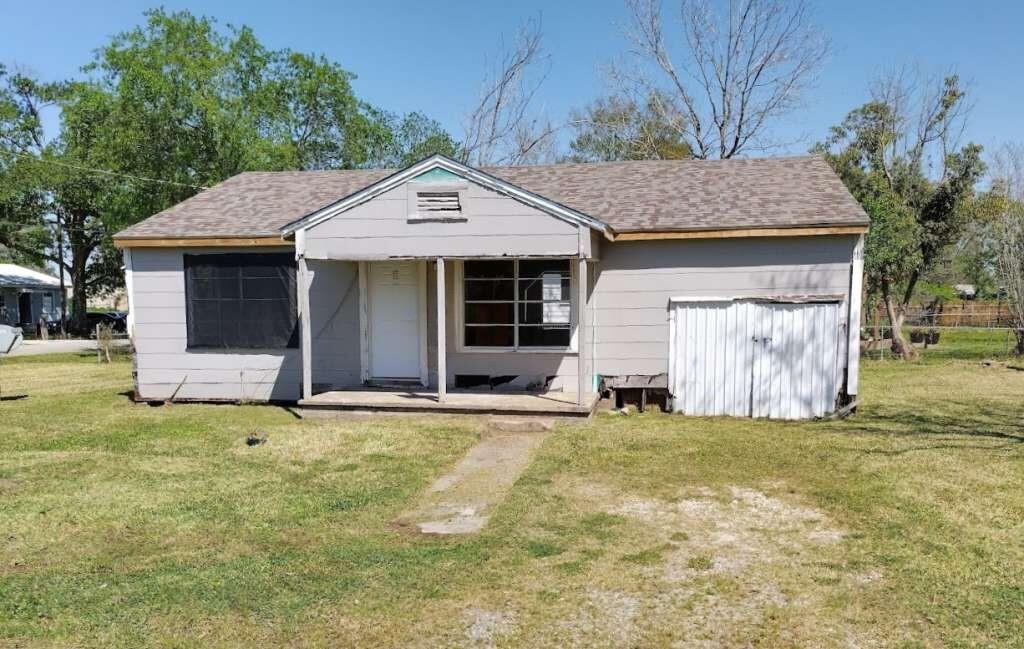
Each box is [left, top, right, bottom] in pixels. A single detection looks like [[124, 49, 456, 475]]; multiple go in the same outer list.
[[184, 253, 298, 349]]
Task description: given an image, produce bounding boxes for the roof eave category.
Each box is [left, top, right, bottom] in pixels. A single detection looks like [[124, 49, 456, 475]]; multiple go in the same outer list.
[[113, 235, 291, 249], [610, 223, 868, 241]]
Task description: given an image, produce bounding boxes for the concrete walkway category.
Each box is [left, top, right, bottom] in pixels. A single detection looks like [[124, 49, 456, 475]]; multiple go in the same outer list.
[[396, 422, 552, 535], [8, 339, 129, 357]]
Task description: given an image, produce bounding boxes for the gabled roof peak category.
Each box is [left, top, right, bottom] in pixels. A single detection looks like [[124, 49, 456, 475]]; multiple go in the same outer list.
[[280, 153, 611, 235]]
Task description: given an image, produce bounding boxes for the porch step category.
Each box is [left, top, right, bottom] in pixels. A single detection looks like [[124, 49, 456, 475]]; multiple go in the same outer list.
[[362, 379, 423, 389]]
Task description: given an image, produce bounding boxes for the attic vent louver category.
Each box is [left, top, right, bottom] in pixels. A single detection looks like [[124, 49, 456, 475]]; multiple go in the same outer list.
[[417, 191, 461, 215]]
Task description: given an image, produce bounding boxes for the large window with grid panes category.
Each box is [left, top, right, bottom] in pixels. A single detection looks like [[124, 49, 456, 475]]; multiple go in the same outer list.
[[461, 259, 573, 349]]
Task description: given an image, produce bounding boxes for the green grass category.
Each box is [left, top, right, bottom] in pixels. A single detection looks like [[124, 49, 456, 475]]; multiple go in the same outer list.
[[1, 340, 1022, 647]]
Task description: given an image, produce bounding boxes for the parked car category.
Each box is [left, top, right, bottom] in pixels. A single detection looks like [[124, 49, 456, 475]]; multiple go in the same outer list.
[[86, 311, 128, 335]]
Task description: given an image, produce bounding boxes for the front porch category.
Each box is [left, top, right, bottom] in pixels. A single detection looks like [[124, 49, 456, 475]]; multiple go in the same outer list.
[[288, 156, 603, 414], [298, 387, 599, 416], [295, 253, 595, 413]]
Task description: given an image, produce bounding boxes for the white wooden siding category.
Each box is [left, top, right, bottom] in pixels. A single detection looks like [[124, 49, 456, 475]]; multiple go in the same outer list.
[[304, 182, 582, 259], [592, 236, 857, 377], [128, 235, 857, 403], [130, 248, 360, 401]]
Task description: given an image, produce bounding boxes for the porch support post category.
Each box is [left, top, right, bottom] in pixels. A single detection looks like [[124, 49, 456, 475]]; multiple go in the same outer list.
[[436, 257, 447, 403], [846, 234, 865, 398], [577, 257, 588, 406], [296, 233, 313, 401]]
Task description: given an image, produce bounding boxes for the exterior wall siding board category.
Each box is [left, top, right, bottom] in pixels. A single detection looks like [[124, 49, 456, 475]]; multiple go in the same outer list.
[[128, 233, 855, 404], [304, 177, 581, 259], [130, 246, 363, 401], [136, 382, 296, 402], [592, 236, 857, 381]]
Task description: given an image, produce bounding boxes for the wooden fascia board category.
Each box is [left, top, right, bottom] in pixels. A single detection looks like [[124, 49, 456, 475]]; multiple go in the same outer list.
[[113, 236, 291, 249], [610, 225, 868, 241]]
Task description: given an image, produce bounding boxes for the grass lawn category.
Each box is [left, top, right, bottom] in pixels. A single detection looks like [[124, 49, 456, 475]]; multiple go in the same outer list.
[[1, 332, 1022, 647]]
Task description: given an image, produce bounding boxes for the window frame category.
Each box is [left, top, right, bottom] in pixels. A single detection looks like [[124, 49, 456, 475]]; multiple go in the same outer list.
[[455, 258, 578, 354], [183, 252, 299, 351]]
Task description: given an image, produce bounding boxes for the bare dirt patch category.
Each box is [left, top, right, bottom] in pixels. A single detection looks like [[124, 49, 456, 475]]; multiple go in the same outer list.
[[522, 478, 876, 647], [603, 484, 845, 583], [556, 588, 642, 647], [463, 608, 517, 648]]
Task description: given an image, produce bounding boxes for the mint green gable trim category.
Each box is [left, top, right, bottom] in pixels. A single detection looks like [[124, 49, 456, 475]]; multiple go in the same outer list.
[[412, 168, 463, 183]]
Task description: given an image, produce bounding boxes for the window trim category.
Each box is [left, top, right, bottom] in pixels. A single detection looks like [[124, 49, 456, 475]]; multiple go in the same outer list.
[[455, 258, 578, 355]]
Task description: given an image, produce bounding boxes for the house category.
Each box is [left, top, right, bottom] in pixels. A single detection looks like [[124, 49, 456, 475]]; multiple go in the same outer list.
[[0, 264, 64, 331], [113, 154, 868, 419]]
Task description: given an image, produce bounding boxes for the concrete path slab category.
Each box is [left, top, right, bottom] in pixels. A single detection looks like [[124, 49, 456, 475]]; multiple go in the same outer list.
[[396, 426, 551, 535]]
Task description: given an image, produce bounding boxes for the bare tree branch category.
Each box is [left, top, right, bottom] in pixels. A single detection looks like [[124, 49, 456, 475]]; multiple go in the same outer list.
[[622, 0, 829, 158], [993, 143, 1024, 353], [868, 67, 971, 183], [460, 17, 557, 166]]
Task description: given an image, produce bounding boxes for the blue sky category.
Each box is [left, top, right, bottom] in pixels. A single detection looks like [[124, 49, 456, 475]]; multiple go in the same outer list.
[[2, 0, 1022, 157]]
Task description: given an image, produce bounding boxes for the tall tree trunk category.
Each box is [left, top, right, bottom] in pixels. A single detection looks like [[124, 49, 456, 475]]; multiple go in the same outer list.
[[55, 213, 68, 337], [1015, 329, 1024, 356], [881, 279, 917, 360], [69, 243, 91, 335]]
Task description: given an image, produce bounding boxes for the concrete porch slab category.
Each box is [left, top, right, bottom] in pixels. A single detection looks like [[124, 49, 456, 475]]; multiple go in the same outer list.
[[298, 389, 598, 417]]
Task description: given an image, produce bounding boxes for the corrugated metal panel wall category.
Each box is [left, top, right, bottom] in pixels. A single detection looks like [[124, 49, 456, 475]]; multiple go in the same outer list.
[[669, 300, 841, 419]]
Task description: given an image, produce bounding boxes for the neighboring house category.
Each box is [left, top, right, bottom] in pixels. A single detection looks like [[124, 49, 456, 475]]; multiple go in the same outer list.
[[114, 154, 868, 419], [0, 264, 64, 331]]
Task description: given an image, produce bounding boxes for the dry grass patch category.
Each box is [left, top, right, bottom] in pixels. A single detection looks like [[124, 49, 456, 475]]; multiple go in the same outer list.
[[491, 477, 875, 648], [1, 345, 1023, 647]]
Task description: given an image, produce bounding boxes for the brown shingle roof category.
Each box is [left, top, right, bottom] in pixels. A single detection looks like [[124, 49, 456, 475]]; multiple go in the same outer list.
[[114, 155, 867, 239]]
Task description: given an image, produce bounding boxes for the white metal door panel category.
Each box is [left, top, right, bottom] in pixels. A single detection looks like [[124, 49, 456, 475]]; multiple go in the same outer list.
[[369, 261, 421, 378], [670, 300, 841, 419], [751, 302, 840, 419], [670, 300, 756, 416]]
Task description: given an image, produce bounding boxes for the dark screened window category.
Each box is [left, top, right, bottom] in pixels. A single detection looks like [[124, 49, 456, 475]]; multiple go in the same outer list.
[[463, 259, 571, 348], [184, 253, 298, 349]]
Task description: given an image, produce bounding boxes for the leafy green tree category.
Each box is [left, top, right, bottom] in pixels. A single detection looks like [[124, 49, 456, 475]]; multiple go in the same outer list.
[[817, 74, 985, 359], [568, 92, 692, 162], [0, 66, 59, 276], [2, 9, 455, 332], [378, 111, 458, 167]]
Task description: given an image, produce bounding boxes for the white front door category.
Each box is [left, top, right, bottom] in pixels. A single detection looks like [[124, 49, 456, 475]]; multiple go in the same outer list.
[[368, 261, 422, 380]]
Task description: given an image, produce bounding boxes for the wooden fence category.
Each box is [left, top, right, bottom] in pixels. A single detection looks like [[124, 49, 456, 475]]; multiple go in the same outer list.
[[865, 301, 1015, 329]]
